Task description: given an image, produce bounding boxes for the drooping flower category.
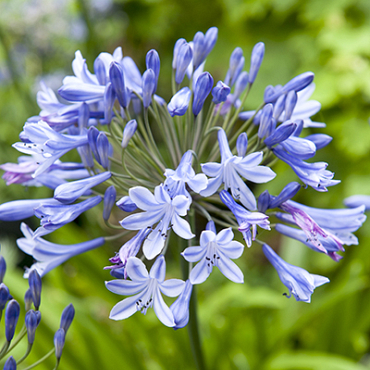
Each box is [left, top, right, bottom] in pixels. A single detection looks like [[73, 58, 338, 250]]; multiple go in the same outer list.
[[105, 255, 185, 327], [262, 244, 329, 302], [200, 129, 276, 210], [182, 221, 244, 284]]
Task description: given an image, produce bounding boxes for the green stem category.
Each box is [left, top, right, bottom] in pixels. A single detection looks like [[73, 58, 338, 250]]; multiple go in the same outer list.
[[17, 342, 33, 365], [21, 348, 55, 370]]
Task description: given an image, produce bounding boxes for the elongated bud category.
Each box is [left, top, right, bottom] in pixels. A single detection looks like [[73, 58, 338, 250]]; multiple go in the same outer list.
[[25, 309, 40, 344], [5, 300, 20, 342], [236, 133, 248, 157], [258, 190, 270, 213], [96, 132, 112, 170], [116, 196, 137, 212], [205, 220, 216, 233], [225, 47, 244, 86], [54, 328, 66, 360], [78, 103, 89, 132], [305, 134, 332, 150], [0, 256, 6, 283], [175, 43, 193, 84], [212, 81, 230, 104], [167, 87, 191, 117], [121, 119, 137, 148], [273, 94, 286, 120], [3, 356, 16, 370], [103, 82, 115, 123], [87, 126, 101, 163], [109, 61, 128, 108], [283, 72, 314, 94], [170, 280, 193, 330], [60, 304, 75, 334], [249, 42, 265, 84], [264, 121, 297, 148], [172, 38, 186, 69], [24, 289, 33, 311], [284, 90, 297, 120], [231, 71, 249, 103], [103, 186, 116, 221], [0, 283, 10, 311], [269, 182, 301, 209], [94, 56, 106, 85], [28, 270, 42, 310], [193, 72, 213, 116], [258, 104, 273, 139], [146, 49, 160, 91], [142, 69, 156, 108]]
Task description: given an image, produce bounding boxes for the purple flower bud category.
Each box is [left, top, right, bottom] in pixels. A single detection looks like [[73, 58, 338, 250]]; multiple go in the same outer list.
[[103, 186, 116, 221], [264, 121, 297, 148], [304, 134, 332, 150], [142, 69, 156, 108], [94, 56, 106, 85], [0, 283, 9, 311], [54, 172, 111, 204], [24, 289, 33, 311], [172, 38, 186, 69], [264, 85, 283, 104], [258, 104, 273, 139], [175, 43, 193, 84], [0, 256, 6, 283], [103, 82, 115, 123], [170, 280, 193, 330], [28, 270, 42, 310], [78, 103, 89, 132], [283, 72, 314, 94], [58, 84, 105, 102], [273, 94, 286, 120], [96, 132, 112, 169], [3, 356, 16, 370], [146, 49, 160, 91], [60, 304, 75, 334], [77, 144, 95, 169], [167, 87, 191, 117], [284, 90, 297, 120], [212, 81, 230, 104], [231, 71, 249, 103], [87, 126, 101, 163], [193, 27, 218, 71], [293, 119, 304, 137], [225, 47, 244, 86], [269, 182, 301, 209], [193, 72, 213, 116], [54, 328, 66, 360], [204, 27, 218, 56], [205, 219, 217, 233], [249, 42, 265, 84], [122, 119, 137, 148], [257, 190, 270, 213], [5, 300, 20, 342], [236, 133, 248, 157], [116, 196, 137, 212], [25, 309, 40, 344], [109, 61, 128, 108]]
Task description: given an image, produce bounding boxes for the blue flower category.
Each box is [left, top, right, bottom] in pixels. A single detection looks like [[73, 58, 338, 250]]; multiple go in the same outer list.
[[192, 27, 218, 71], [224, 47, 244, 87], [212, 81, 230, 104], [182, 221, 244, 284], [262, 244, 329, 302], [249, 42, 265, 84], [105, 255, 185, 327], [220, 190, 270, 247], [193, 72, 214, 116], [200, 129, 276, 210], [120, 185, 195, 260], [167, 87, 192, 117], [17, 223, 105, 277]]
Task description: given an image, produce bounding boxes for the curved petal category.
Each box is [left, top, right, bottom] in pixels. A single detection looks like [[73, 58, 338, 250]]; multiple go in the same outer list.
[[200, 175, 223, 197], [153, 288, 175, 327], [189, 258, 210, 285], [217, 253, 244, 283], [126, 257, 149, 281], [218, 241, 244, 259], [215, 228, 234, 245], [109, 293, 142, 320], [188, 173, 208, 193], [182, 246, 206, 262], [129, 187, 158, 210], [105, 279, 147, 295], [172, 195, 191, 216], [159, 279, 185, 297], [171, 213, 195, 239], [199, 230, 216, 246], [201, 162, 222, 177], [143, 230, 165, 260], [236, 165, 276, 183], [149, 255, 166, 282], [120, 209, 164, 230], [239, 152, 263, 167]]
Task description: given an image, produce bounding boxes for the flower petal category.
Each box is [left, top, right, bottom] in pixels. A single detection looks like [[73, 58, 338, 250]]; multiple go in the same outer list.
[[200, 175, 223, 197], [217, 251, 244, 283], [171, 213, 195, 239], [143, 230, 165, 260], [109, 294, 141, 320], [189, 258, 210, 285], [105, 279, 147, 295], [129, 186, 158, 210], [159, 279, 185, 297], [218, 241, 244, 259], [126, 257, 149, 281], [120, 209, 164, 230], [201, 162, 222, 177], [153, 288, 175, 327], [215, 228, 234, 245], [149, 255, 166, 282], [182, 246, 206, 262]]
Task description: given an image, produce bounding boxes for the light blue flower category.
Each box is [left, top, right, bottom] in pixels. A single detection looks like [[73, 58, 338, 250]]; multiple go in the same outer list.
[[200, 129, 276, 210], [182, 221, 244, 284], [167, 87, 192, 117], [120, 185, 195, 260], [17, 223, 105, 277], [262, 244, 329, 302], [105, 255, 185, 327]]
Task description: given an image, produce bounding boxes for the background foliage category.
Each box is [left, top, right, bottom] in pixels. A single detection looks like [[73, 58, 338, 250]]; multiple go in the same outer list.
[[0, 0, 370, 369]]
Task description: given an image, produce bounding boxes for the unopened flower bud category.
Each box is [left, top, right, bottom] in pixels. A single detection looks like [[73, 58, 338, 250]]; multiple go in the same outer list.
[[249, 42, 265, 84], [60, 304, 75, 334], [212, 81, 230, 104], [193, 72, 213, 116], [175, 43, 193, 84], [24, 289, 33, 311], [3, 356, 16, 370], [146, 49, 160, 91], [142, 69, 156, 108], [103, 186, 116, 221], [28, 270, 42, 310], [284, 90, 297, 120], [167, 87, 191, 117], [0, 283, 10, 311], [109, 61, 128, 108], [25, 309, 40, 344], [5, 300, 20, 342], [236, 133, 248, 157], [121, 119, 137, 148], [54, 328, 66, 360], [0, 256, 6, 283]]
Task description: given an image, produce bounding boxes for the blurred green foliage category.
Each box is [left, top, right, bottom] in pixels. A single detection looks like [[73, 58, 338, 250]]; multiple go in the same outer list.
[[0, 0, 370, 369]]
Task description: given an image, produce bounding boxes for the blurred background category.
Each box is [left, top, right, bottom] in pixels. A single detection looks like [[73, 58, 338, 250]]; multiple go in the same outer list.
[[1, 0, 370, 369]]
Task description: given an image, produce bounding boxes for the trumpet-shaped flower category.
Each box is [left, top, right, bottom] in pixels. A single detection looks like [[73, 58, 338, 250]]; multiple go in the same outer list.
[[120, 185, 195, 260], [200, 129, 276, 210], [182, 221, 244, 284], [105, 256, 185, 327], [262, 244, 329, 302]]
